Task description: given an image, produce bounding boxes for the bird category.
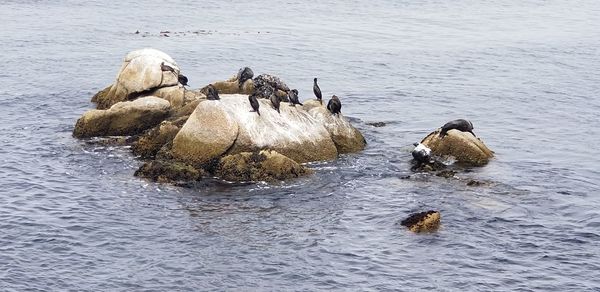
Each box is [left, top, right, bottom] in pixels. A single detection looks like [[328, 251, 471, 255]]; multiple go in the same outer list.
[[288, 89, 302, 106], [160, 62, 177, 75], [270, 91, 281, 114], [439, 119, 475, 137], [248, 93, 260, 116], [313, 78, 322, 105], [237, 67, 254, 89], [206, 84, 220, 100], [178, 74, 189, 87], [327, 95, 342, 115]]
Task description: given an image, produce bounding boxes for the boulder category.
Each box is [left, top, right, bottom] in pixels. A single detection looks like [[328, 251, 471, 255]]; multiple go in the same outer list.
[[171, 100, 239, 166], [92, 48, 182, 109], [73, 96, 170, 138], [211, 78, 254, 95], [134, 160, 204, 183], [421, 129, 494, 166], [306, 100, 367, 153], [132, 121, 181, 158], [216, 150, 312, 182], [401, 211, 441, 233], [218, 95, 338, 163]]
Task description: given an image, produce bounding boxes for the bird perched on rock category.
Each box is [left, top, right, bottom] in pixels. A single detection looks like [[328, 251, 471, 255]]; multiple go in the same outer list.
[[327, 95, 341, 115], [206, 84, 220, 100], [313, 78, 322, 104], [178, 74, 189, 87], [288, 89, 302, 106], [439, 119, 475, 137], [248, 93, 260, 116], [411, 142, 432, 164], [270, 91, 281, 114], [160, 62, 177, 75], [237, 67, 254, 89]]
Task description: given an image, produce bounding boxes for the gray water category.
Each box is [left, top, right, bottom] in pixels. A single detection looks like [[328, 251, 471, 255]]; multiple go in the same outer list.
[[2, 0, 600, 291]]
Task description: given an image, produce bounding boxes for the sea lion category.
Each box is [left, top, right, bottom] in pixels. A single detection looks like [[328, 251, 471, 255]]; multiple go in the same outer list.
[[288, 89, 302, 106], [411, 142, 432, 164], [206, 84, 220, 100], [401, 210, 440, 233], [270, 91, 281, 114], [313, 78, 322, 104], [327, 95, 341, 115], [178, 74, 189, 87], [439, 119, 475, 137], [237, 67, 254, 88], [248, 93, 260, 115]]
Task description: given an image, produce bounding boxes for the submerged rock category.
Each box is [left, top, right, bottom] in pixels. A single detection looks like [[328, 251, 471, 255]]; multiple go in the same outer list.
[[421, 129, 494, 166], [216, 150, 312, 182], [73, 96, 170, 138], [134, 160, 204, 183], [132, 121, 181, 158], [401, 210, 441, 233]]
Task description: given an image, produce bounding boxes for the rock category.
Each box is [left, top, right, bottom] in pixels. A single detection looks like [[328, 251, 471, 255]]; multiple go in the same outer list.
[[306, 100, 367, 154], [421, 129, 494, 166], [367, 122, 386, 127], [73, 96, 171, 138], [92, 48, 182, 109], [132, 121, 181, 158], [401, 210, 441, 233], [211, 78, 254, 95], [134, 160, 204, 183], [171, 100, 239, 166], [217, 95, 338, 163], [215, 150, 312, 182]]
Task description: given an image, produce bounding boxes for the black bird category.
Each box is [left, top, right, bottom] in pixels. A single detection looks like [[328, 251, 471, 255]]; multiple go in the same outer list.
[[248, 93, 260, 116], [178, 74, 189, 87], [237, 67, 254, 88], [160, 62, 177, 75], [327, 95, 342, 115], [270, 91, 281, 114], [439, 119, 475, 137], [206, 84, 220, 100], [288, 89, 302, 106], [313, 78, 322, 104]]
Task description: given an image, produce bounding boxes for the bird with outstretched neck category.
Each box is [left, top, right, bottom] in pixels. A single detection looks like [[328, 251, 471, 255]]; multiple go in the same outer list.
[[313, 78, 322, 105]]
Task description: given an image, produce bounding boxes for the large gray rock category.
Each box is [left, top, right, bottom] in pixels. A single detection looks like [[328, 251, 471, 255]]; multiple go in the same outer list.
[[92, 48, 183, 109], [305, 100, 367, 153], [421, 129, 494, 166], [172, 94, 342, 164], [73, 96, 170, 138]]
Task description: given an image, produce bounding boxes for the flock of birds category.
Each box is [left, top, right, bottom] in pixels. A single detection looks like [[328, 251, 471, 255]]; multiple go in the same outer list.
[[160, 64, 342, 117], [160, 63, 477, 165]]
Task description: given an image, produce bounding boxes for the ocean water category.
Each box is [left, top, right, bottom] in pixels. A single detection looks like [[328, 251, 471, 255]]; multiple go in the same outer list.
[[1, 0, 600, 290]]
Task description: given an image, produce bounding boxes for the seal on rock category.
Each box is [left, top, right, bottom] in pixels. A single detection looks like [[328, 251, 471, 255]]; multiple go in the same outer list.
[[237, 67, 254, 88], [248, 93, 260, 115], [254, 74, 290, 93], [411, 142, 432, 164], [313, 78, 322, 104], [439, 119, 475, 137], [327, 95, 341, 115], [288, 89, 302, 106], [206, 84, 220, 100], [401, 210, 440, 233]]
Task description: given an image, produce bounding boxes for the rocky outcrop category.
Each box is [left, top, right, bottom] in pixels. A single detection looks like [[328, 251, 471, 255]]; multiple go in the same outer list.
[[215, 150, 312, 182], [132, 121, 181, 158], [89, 48, 208, 111], [305, 100, 367, 153], [171, 95, 340, 164], [401, 211, 441, 233], [73, 96, 170, 138], [134, 160, 204, 183], [421, 129, 494, 166]]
